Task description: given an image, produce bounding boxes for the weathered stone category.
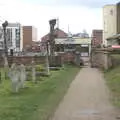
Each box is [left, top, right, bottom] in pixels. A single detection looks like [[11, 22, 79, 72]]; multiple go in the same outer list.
[[45, 56, 50, 75], [19, 64, 26, 88], [9, 63, 20, 93], [8, 63, 26, 93], [31, 60, 36, 83]]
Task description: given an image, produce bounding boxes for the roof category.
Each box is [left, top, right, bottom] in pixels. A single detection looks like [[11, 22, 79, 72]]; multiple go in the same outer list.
[[8, 23, 21, 27], [41, 28, 68, 42], [55, 38, 91, 45], [107, 34, 120, 40]]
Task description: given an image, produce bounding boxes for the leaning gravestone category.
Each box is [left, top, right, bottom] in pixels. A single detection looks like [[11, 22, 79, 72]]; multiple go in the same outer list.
[[8, 63, 26, 93], [9, 63, 20, 93]]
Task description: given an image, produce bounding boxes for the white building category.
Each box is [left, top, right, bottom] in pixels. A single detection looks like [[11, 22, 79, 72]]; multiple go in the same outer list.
[[6, 23, 23, 53], [103, 5, 117, 46]]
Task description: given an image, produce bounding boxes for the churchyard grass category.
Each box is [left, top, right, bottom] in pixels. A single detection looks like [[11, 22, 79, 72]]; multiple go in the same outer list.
[[104, 66, 120, 107], [0, 65, 80, 120]]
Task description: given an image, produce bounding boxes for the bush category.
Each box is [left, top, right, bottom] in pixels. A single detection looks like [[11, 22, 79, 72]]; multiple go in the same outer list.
[[35, 65, 45, 72]]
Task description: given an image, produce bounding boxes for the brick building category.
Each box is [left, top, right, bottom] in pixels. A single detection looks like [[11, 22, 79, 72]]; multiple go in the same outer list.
[[40, 28, 68, 53], [23, 26, 37, 50], [91, 30, 103, 48], [41, 28, 67, 43]]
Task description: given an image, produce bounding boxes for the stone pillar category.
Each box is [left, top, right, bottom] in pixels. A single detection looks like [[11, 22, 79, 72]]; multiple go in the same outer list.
[[104, 53, 109, 70], [45, 56, 50, 76]]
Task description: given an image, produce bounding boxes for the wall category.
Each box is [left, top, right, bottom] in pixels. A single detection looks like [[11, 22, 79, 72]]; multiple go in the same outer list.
[[91, 50, 112, 69], [58, 52, 75, 63], [0, 56, 63, 67]]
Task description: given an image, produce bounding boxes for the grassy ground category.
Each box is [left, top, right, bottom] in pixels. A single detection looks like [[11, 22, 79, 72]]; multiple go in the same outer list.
[[0, 65, 80, 120], [104, 66, 120, 107]]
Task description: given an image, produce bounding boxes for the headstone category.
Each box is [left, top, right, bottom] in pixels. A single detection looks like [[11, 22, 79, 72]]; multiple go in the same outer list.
[[8, 63, 26, 93], [9, 63, 20, 93], [45, 56, 50, 75], [19, 64, 26, 88], [31, 61, 36, 83]]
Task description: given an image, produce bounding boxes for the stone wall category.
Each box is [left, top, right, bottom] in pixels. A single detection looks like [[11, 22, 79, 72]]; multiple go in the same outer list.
[[91, 50, 112, 70], [58, 52, 75, 63]]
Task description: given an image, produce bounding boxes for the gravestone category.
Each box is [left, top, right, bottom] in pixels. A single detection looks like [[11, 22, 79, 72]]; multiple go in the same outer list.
[[45, 56, 50, 75], [31, 61, 36, 83], [9, 63, 20, 93], [19, 64, 26, 88], [9, 63, 26, 93]]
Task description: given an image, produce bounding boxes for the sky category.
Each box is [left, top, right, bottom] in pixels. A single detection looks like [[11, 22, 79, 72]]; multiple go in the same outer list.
[[0, 0, 119, 40]]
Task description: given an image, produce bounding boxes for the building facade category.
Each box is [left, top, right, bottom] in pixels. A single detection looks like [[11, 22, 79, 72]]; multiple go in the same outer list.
[[40, 28, 68, 54], [6, 23, 23, 53], [103, 5, 117, 46], [55, 37, 91, 56], [23, 26, 37, 50], [117, 2, 120, 34], [91, 30, 103, 48]]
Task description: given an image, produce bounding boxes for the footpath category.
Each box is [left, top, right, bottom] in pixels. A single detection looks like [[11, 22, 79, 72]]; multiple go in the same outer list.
[[51, 67, 120, 120]]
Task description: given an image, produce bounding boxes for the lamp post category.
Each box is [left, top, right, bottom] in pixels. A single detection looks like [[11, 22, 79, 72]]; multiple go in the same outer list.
[[2, 21, 8, 56]]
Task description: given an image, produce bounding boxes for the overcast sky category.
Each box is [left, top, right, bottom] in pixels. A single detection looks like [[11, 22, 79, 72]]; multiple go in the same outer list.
[[0, 0, 119, 40]]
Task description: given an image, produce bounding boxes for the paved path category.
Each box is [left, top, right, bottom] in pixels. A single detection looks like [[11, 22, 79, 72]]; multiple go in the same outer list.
[[51, 67, 120, 120]]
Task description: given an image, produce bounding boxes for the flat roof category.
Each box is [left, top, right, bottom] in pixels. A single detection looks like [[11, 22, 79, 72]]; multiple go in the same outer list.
[[55, 38, 91, 44], [107, 34, 120, 40]]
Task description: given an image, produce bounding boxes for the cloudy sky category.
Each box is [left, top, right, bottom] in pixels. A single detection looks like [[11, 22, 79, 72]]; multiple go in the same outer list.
[[0, 0, 119, 40]]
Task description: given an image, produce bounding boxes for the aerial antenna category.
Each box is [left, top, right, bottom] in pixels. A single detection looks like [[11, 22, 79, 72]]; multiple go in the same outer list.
[[57, 18, 59, 29], [68, 24, 70, 33]]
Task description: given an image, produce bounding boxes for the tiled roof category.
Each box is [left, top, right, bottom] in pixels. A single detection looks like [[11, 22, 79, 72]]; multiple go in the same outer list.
[[41, 28, 67, 42]]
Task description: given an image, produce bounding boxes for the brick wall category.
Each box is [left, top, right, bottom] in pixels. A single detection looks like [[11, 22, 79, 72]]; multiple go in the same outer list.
[[0, 56, 63, 67]]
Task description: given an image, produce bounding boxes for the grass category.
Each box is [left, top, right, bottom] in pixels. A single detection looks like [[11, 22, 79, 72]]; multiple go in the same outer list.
[[104, 66, 120, 107], [0, 65, 80, 120]]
